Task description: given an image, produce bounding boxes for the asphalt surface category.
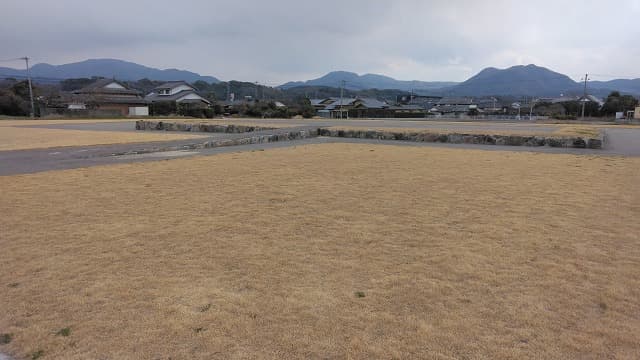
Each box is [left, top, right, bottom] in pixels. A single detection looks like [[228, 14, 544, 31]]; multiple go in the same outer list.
[[2, 120, 639, 176]]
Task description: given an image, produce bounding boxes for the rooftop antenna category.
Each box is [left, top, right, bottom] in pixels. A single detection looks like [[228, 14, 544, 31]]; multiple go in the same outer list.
[[20, 57, 35, 118]]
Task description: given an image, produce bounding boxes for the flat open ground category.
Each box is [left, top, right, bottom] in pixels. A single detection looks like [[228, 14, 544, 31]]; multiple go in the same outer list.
[[0, 120, 208, 151], [1, 143, 639, 359]]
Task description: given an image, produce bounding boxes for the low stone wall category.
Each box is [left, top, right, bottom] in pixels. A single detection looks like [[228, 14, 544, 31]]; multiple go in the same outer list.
[[317, 128, 603, 149], [113, 129, 318, 156], [134, 121, 604, 150], [135, 120, 277, 133]]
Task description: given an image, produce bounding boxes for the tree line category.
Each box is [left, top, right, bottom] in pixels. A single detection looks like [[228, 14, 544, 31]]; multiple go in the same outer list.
[[0, 77, 637, 119]]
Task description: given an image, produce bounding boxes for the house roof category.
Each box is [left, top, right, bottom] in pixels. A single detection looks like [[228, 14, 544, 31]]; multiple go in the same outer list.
[[323, 98, 358, 110], [321, 97, 388, 110], [61, 92, 148, 105], [145, 90, 211, 104], [389, 104, 425, 111], [580, 95, 605, 106], [153, 81, 194, 91], [432, 104, 472, 113], [75, 79, 140, 96], [354, 98, 388, 109]]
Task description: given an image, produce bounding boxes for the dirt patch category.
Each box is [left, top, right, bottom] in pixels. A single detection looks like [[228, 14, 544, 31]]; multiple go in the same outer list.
[[1, 144, 639, 359]]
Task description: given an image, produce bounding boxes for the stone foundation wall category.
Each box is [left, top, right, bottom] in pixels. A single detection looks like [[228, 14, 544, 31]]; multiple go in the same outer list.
[[317, 128, 603, 149], [114, 129, 318, 156], [135, 120, 277, 133], [134, 121, 604, 150]]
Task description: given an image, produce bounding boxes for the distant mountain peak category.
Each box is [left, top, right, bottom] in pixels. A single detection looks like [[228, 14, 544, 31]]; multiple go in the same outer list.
[[0, 58, 220, 83], [278, 71, 458, 91], [446, 64, 581, 96]]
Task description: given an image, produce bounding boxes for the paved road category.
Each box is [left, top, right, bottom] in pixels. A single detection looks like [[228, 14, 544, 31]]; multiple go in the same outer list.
[[603, 128, 640, 156], [2, 120, 639, 176]]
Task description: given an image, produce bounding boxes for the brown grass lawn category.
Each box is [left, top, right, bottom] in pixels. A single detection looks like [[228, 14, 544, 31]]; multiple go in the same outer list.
[[0, 126, 207, 151], [1, 144, 639, 359], [0, 119, 142, 126]]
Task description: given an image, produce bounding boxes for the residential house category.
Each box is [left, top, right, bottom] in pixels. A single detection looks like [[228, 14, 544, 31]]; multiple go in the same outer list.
[[66, 79, 148, 116], [145, 81, 211, 109], [430, 97, 478, 116], [387, 104, 428, 118], [578, 94, 605, 108], [312, 97, 391, 118]]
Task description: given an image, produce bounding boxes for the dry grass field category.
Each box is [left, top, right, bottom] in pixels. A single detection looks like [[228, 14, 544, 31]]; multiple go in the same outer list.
[[1, 144, 639, 359], [0, 119, 137, 127], [0, 124, 207, 151]]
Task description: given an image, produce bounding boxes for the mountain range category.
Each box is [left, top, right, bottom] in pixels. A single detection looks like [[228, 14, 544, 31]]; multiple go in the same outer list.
[[1, 58, 638, 97], [283, 66, 640, 97], [279, 71, 458, 92], [0, 59, 219, 84], [439, 65, 580, 96]]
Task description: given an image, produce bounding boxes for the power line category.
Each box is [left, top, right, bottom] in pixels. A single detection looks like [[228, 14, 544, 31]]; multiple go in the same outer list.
[[0, 73, 62, 81], [0, 57, 25, 62], [589, 73, 640, 80]]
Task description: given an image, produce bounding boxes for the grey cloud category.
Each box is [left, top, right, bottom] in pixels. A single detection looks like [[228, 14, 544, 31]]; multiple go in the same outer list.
[[1, 0, 639, 83]]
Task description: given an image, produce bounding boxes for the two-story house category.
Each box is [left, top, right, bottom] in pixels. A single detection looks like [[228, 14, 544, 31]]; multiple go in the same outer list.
[[145, 81, 211, 109]]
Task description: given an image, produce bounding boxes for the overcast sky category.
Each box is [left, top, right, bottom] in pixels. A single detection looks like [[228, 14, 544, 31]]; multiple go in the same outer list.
[[2, 0, 639, 84]]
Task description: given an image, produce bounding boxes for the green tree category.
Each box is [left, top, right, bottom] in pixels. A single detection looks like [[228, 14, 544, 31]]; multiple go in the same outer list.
[[601, 91, 639, 116]]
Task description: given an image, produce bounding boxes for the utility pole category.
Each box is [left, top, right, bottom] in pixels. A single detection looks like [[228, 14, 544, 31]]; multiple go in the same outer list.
[[581, 73, 589, 119], [21, 57, 35, 118], [254, 81, 258, 102], [339, 80, 345, 119], [529, 98, 536, 120]]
